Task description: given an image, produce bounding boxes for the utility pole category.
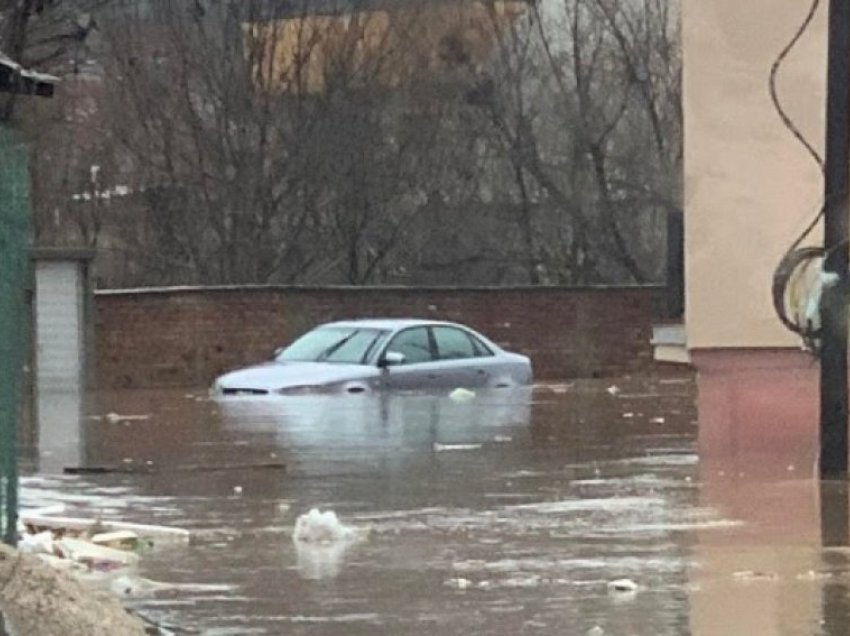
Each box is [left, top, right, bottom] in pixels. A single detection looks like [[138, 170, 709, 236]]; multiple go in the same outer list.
[[0, 60, 55, 546], [820, 0, 850, 479]]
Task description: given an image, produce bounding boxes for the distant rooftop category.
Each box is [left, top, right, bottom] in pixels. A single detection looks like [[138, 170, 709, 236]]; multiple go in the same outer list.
[[244, 0, 523, 20]]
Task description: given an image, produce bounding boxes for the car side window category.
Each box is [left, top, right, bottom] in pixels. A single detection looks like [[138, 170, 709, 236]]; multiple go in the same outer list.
[[433, 326, 478, 360], [386, 327, 433, 364], [469, 333, 494, 357]]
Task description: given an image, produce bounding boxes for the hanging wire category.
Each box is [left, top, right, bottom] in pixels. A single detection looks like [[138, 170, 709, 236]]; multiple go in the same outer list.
[[768, 0, 824, 179], [769, 0, 832, 349]]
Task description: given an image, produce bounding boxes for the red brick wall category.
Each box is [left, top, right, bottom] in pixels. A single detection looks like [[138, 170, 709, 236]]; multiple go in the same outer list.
[[94, 285, 666, 388]]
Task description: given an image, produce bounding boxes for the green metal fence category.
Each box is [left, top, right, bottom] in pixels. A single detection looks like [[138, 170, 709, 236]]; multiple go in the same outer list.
[[0, 125, 31, 546]]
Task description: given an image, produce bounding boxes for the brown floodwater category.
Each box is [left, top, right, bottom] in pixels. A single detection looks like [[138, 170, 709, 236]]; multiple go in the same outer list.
[[18, 376, 850, 635]]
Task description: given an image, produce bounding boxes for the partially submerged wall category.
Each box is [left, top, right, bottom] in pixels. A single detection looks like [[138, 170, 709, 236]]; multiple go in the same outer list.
[[95, 285, 667, 388]]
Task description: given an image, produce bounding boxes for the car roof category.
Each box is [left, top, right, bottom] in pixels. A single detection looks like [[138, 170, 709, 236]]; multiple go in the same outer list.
[[319, 318, 465, 331]]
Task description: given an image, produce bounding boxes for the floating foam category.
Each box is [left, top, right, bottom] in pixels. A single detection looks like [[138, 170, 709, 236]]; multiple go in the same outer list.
[[293, 509, 355, 544], [292, 509, 365, 580]]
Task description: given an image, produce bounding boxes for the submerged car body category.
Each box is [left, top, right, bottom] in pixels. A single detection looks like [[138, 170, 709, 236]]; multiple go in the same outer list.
[[212, 319, 532, 396]]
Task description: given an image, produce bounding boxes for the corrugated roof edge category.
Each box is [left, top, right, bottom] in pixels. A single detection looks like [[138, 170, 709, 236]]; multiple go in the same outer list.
[[0, 52, 60, 84]]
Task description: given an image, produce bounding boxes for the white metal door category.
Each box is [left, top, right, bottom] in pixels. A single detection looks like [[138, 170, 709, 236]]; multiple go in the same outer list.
[[34, 260, 84, 472], [35, 261, 83, 393]]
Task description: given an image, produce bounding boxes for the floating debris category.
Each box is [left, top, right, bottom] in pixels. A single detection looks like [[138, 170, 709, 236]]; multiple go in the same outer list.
[[607, 578, 638, 594], [796, 570, 832, 581], [606, 386, 621, 396], [650, 416, 666, 424], [445, 577, 473, 590], [732, 570, 778, 582], [21, 513, 191, 545], [64, 460, 285, 475], [17, 530, 56, 556], [103, 412, 151, 425], [91, 531, 142, 552], [501, 574, 543, 588], [434, 443, 483, 452], [54, 537, 140, 572]]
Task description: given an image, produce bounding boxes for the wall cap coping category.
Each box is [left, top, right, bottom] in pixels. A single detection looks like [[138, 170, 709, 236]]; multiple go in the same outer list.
[[32, 247, 97, 261], [95, 283, 666, 296]]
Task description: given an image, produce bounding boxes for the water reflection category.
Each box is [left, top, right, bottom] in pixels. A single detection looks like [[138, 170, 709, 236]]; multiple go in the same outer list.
[[33, 388, 85, 474], [695, 369, 850, 636], [295, 540, 352, 580], [217, 389, 533, 458], [820, 481, 849, 548], [820, 481, 850, 636]]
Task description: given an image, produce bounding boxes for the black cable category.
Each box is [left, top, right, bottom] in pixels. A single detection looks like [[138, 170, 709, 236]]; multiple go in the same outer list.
[[769, 0, 831, 343], [769, 0, 824, 174], [769, 0, 827, 253]]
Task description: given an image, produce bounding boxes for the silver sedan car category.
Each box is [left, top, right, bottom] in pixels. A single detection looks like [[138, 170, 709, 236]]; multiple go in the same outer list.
[[212, 319, 532, 396]]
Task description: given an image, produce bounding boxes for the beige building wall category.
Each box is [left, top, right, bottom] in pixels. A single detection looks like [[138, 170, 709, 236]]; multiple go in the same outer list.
[[684, 0, 827, 350]]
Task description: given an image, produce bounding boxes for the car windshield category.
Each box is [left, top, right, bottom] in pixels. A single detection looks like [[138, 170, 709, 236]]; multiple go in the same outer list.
[[276, 327, 388, 364]]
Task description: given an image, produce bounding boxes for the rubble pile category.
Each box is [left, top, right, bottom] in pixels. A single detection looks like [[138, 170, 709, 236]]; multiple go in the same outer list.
[[2, 505, 194, 633], [0, 543, 148, 636]]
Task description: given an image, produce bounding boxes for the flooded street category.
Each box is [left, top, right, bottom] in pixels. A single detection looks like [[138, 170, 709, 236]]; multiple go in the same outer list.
[[19, 377, 850, 635]]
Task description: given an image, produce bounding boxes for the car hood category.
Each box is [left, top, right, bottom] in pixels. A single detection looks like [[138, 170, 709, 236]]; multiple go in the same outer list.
[[215, 361, 379, 392]]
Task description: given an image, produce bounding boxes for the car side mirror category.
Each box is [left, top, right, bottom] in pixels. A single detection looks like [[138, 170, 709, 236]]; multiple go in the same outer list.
[[379, 351, 405, 368]]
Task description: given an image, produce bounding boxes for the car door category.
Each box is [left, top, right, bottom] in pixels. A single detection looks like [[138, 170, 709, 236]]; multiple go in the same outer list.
[[380, 326, 440, 391], [431, 326, 492, 388]]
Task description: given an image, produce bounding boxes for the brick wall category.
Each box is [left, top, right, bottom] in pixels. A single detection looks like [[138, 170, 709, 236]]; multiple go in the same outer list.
[[94, 285, 666, 388]]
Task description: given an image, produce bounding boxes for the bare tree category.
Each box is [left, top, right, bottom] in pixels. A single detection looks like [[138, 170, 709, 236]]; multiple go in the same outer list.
[[467, 0, 681, 284], [21, 0, 681, 288]]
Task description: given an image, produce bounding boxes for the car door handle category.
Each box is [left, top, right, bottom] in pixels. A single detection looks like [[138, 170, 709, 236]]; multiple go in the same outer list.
[[476, 369, 487, 375], [427, 374, 438, 379]]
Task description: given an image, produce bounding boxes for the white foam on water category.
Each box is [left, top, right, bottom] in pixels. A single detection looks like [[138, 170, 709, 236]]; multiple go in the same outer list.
[[500, 574, 544, 588], [202, 627, 267, 636], [569, 474, 693, 488], [451, 555, 688, 577], [504, 496, 666, 515], [590, 519, 744, 535], [292, 508, 366, 580], [352, 507, 450, 521], [433, 443, 483, 452], [287, 613, 382, 623], [293, 508, 355, 544], [627, 454, 698, 466]]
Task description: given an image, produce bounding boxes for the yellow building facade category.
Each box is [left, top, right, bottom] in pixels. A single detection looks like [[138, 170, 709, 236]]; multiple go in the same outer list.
[[246, 1, 526, 94]]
